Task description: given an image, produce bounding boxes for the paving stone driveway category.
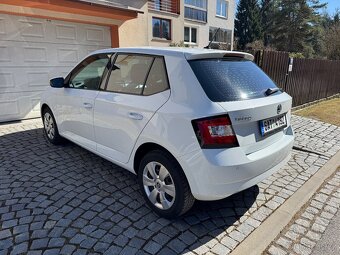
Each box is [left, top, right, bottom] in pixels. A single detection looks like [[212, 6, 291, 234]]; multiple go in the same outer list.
[[0, 115, 339, 255]]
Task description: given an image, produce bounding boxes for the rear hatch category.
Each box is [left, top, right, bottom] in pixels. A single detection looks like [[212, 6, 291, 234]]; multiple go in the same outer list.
[[189, 57, 292, 154]]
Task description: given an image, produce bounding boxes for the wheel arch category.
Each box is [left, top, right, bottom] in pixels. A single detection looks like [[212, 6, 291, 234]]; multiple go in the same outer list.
[[134, 142, 195, 217], [133, 142, 178, 175], [41, 103, 59, 129], [40, 103, 50, 118]]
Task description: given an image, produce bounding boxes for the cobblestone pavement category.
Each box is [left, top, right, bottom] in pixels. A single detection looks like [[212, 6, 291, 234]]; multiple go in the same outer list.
[[0, 115, 339, 255], [265, 169, 340, 255]]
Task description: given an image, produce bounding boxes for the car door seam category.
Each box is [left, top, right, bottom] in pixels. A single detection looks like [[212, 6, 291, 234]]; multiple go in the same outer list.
[[126, 91, 172, 164]]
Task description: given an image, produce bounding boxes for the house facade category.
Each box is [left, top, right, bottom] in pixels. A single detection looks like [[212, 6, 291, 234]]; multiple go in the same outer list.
[[0, 0, 235, 122], [119, 0, 235, 49]]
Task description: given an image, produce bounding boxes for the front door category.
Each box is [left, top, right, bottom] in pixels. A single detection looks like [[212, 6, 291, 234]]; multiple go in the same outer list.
[[56, 53, 111, 150]]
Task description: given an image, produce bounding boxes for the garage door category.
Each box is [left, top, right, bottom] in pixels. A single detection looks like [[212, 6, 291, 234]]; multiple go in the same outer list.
[[0, 14, 111, 122]]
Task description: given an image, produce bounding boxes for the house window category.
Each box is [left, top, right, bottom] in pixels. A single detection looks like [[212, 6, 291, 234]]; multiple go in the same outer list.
[[209, 27, 232, 49], [184, 0, 207, 22], [152, 17, 171, 40], [184, 27, 197, 44], [216, 0, 228, 18]]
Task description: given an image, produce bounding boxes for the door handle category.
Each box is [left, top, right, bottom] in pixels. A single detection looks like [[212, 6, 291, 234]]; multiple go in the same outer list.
[[128, 112, 143, 120], [83, 102, 93, 109]]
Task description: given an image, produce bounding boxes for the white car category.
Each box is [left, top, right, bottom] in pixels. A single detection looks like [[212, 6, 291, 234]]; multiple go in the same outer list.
[[41, 47, 294, 218]]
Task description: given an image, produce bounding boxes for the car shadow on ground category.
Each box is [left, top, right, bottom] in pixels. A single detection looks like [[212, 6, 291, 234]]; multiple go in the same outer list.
[[0, 128, 259, 254]]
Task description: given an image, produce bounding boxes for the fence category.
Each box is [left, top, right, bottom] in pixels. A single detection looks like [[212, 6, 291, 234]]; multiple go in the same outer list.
[[254, 50, 340, 107]]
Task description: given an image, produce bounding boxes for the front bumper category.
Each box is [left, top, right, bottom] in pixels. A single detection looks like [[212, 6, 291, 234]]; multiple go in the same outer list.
[[178, 126, 294, 201]]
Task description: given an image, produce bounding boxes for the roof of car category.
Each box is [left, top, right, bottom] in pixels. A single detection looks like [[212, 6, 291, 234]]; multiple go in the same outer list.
[[93, 47, 254, 61]]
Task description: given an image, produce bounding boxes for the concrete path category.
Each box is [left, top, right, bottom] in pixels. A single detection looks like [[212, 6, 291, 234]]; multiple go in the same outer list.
[[311, 210, 340, 255], [264, 169, 340, 255]]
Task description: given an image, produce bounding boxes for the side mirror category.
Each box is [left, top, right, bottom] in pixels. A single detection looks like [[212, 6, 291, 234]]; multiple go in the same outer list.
[[50, 77, 65, 88]]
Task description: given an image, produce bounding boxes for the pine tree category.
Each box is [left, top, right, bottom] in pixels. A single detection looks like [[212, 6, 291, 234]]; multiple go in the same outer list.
[[235, 0, 263, 50], [260, 0, 276, 46], [334, 12, 340, 23], [271, 0, 326, 55]]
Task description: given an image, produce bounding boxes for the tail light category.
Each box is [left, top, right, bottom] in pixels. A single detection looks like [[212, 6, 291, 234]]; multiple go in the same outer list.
[[192, 115, 239, 149]]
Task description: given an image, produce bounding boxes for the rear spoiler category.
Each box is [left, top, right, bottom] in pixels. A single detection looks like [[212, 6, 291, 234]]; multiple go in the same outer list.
[[184, 51, 254, 61]]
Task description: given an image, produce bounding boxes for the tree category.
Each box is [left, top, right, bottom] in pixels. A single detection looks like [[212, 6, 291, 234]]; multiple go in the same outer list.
[[235, 0, 263, 50], [260, 0, 276, 46], [271, 0, 326, 56], [307, 0, 329, 58], [322, 10, 340, 60]]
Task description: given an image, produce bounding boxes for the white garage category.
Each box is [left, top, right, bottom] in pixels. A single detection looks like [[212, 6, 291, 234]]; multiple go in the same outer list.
[[0, 13, 112, 122]]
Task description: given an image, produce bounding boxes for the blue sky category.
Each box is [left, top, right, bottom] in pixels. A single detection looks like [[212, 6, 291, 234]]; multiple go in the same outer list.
[[319, 0, 340, 14]]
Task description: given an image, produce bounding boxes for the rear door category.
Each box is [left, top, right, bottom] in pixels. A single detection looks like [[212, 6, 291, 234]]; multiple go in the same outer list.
[[94, 54, 170, 163], [189, 58, 292, 154]]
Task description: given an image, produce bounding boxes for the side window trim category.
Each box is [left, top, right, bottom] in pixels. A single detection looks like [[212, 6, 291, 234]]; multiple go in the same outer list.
[[163, 56, 171, 92], [102, 52, 118, 92], [141, 57, 156, 96], [99, 52, 116, 91]]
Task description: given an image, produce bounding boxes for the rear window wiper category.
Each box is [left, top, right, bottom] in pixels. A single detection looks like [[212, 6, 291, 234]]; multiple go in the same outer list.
[[265, 88, 282, 96]]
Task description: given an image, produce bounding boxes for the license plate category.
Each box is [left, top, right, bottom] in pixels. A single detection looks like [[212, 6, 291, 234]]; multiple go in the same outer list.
[[260, 114, 287, 136]]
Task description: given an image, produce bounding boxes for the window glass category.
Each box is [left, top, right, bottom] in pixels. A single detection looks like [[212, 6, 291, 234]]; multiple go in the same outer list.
[[106, 54, 154, 95], [184, 0, 207, 21], [162, 19, 171, 39], [184, 27, 198, 44], [191, 28, 197, 43], [184, 7, 207, 22], [69, 54, 110, 90], [216, 0, 221, 15], [152, 17, 171, 40], [184, 0, 207, 9], [222, 1, 227, 17], [152, 18, 161, 38], [189, 59, 280, 102], [216, 0, 228, 17], [184, 27, 190, 42], [143, 58, 169, 96], [209, 27, 232, 44]]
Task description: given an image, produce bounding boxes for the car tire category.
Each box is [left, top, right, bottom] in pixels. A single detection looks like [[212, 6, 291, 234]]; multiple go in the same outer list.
[[42, 107, 63, 145], [138, 150, 195, 218]]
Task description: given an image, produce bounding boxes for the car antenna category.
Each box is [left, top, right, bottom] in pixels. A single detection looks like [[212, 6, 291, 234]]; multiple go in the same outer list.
[[204, 27, 220, 49]]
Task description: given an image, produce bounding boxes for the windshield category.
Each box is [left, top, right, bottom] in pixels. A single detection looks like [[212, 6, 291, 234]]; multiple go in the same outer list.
[[189, 58, 281, 102]]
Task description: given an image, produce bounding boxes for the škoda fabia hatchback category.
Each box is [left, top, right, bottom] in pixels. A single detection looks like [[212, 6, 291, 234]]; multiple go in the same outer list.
[[41, 47, 294, 218]]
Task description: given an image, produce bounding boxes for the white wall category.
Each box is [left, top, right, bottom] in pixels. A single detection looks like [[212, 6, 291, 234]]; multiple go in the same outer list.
[[182, 1, 235, 48], [207, 0, 235, 49], [115, 0, 149, 47]]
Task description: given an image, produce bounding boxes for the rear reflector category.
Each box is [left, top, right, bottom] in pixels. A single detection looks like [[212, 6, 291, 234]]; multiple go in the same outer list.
[[192, 115, 239, 149]]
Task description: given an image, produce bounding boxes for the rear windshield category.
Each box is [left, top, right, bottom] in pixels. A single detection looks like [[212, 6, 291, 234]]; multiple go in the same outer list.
[[189, 58, 280, 102]]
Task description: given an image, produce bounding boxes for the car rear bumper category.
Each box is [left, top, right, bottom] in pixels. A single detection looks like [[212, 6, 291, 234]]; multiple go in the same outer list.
[[178, 126, 294, 201]]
